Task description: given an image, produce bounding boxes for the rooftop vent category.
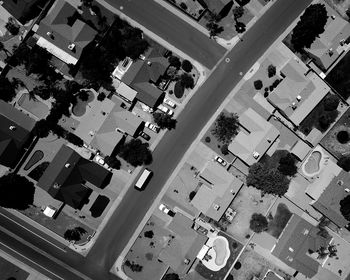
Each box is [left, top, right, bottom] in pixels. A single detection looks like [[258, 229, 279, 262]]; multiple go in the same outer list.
[[147, 61, 152, 66], [253, 151, 260, 159], [65, 163, 71, 168], [296, 95, 302, 102], [213, 204, 220, 210], [68, 43, 75, 51], [9, 125, 16, 131], [331, 15, 336, 20]]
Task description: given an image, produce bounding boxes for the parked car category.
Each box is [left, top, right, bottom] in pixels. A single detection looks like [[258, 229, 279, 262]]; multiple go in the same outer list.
[[139, 131, 151, 141], [158, 104, 174, 116], [159, 203, 175, 217], [145, 121, 160, 133], [214, 155, 227, 166], [94, 154, 105, 165], [163, 98, 176, 108]]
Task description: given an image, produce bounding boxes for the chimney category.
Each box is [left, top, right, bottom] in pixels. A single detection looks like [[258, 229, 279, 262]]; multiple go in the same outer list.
[[147, 61, 152, 66], [331, 15, 336, 20], [9, 125, 16, 131], [68, 43, 75, 51], [296, 95, 302, 102], [65, 163, 71, 168]]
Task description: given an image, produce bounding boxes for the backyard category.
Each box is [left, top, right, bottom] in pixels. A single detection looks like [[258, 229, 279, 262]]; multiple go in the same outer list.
[[229, 248, 292, 280], [321, 107, 350, 158], [0, 256, 29, 280], [194, 232, 243, 280], [123, 215, 170, 280]]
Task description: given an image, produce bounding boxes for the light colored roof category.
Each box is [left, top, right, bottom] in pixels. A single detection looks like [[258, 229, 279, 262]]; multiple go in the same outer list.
[[74, 98, 115, 144], [115, 82, 137, 102], [268, 59, 329, 125], [192, 162, 243, 221], [305, 3, 350, 70], [114, 111, 143, 136], [291, 140, 311, 161], [228, 108, 279, 166]]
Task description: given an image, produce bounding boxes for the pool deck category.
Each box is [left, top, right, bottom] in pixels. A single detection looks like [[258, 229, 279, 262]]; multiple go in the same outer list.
[[201, 235, 230, 272]]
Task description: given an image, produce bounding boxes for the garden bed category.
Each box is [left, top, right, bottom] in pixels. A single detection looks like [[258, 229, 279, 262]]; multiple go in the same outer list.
[[23, 150, 44, 171]]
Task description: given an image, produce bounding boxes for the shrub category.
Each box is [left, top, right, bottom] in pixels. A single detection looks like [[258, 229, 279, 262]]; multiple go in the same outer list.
[[97, 92, 106, 101], [180, 73, 194, 89], [181, 59, 193, 72], [249, 213, 268, 233], [174, 80, 185, 98], [189, 191, 196, 201], [232, 6, 244, 19], [264, 92, 269, 98], [278, 153, 297, 176], [337, 156, 350, 172], [324, 95, 340, 111], [271, 79, 281, 89], [180, 2, 187, 10], [168, 55, 181, 69], [234, 261, 242, 270], [205, 136, 211, 143], [212, 112, 239, 144], [221, 144, 229, 155], [337, 131, 349, 144], [144, 230, 154, 238], [5, 20, 19, 35], [254, 80, 263, 90], [267, 64, 276, 78]]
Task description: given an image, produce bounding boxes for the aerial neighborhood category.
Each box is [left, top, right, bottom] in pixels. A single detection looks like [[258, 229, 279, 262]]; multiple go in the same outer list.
[[2, 0, 350, 280]]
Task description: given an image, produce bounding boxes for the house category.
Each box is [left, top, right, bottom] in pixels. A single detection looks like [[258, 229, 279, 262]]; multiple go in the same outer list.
[[158, 213, 207, 275], [305, 3, 350, 71], [228, 108, 279, 166], [35, 0, 97, 65], [38, 145, 112, 209], [0, 101, 35, 168], [271, 214, 332, 278], [115, 82, 138, 103], [121, 48, 168, 108], [267, 59, 330, 126], [191, 161, 243, 221], [307, 168, 350, 228], [2, 0, 45, 24]]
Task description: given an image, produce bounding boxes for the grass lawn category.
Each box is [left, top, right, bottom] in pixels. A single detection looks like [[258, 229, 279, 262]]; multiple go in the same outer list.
[[321, 107, 350, 158], [19, 205, 94, 245], [195, 232, 243, 280], [267, 203, 292, 239], [0, 256, 29, 280]]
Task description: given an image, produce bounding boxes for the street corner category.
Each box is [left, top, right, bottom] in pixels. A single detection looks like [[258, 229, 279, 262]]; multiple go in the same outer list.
[[111, 256, 130, 280], [243, 62, 261, 81]]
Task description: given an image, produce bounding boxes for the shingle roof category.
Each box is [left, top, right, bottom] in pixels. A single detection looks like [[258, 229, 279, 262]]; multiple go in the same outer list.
[[36, 0, 97, 64], [0, 101, 35, 168], [272, 214, 332, 278], [38, 145, 111, 209]]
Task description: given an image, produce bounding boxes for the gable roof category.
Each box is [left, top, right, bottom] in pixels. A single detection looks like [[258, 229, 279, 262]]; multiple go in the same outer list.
[[228, 108, 279, 166], [268, 59, 329, 125], [158, 213, 207, 275], [0, 101, 35, 168], [272, 214, 332, 278], [114, 111, 144, 137], [36, 0, 97, 65], [305, 3, 350, 70], [38, 145, 111, 209], [192, 162, 243, 221]]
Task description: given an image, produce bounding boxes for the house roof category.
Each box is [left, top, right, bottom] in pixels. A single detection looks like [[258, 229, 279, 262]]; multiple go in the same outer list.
[[291, 140, 311, 161], [268, 59, 329, 125], [158, 213, 207, 275], [2, 0, 43, 24], [121, 48, 168, 108], [115, 82, 138, 102], [272, 214, 332, 278], [36, 0, 97, 65], [228, 108, 279, 166], [305, 3, 350, 70], [38, 145, 111, 209], [310, 170, 350, 228], [0, 101, 35, 168], [192, 162, 243, 221], [115, 111, 144, 137]]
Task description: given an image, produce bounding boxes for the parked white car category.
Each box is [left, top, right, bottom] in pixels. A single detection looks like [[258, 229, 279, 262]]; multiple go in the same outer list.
[[145, 121, 160, 133], [158, 104, 174, 116], [159, 203, 175, 217], [163, 98, 176, 108], [214, 155, 227, 167]]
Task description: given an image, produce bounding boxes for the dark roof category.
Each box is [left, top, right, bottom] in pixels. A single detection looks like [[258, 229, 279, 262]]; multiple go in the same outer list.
[[272, 214, 331, 278], [36, 0, 97, 62], [122, 48, 168, 108], [38, 145, 111, 209], [0, 101, 35, 168], [2, 0, 45, 24]]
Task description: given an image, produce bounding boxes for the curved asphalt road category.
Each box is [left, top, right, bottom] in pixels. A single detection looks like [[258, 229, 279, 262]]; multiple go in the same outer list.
[[0, 0, 312, 279]]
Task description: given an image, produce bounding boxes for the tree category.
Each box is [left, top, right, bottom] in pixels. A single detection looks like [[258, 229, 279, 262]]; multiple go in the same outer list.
[[233, 6, 244, 19], [32, 85, 51, 100], [5, 18, 19, 35], [291, 4, 328, 51], [166, 66, 179, 80], [168, 55, 181, 69], [104, 156, 121, 169], [82, 0, 93, 7], [153, 112, 177, 130], [337, 156, 350, 172], [164, 273, 180, 280], [221, 144, 229, 155], [267, 64, 276, 78], [247, 163, 290, 196], [206, 21, 224, 38], [64, 226, 87, 242], [278, 153, 297, 176], [340, 195, 350, 221], [180, 73, 194, 89], [217, 0, 234, 21], [324, 95, 340, 111], [33, 119, 51, 138], [118, 139, 153, 167], [249, 213, 268, 233], [181, 59, 193, 73], [212, 112, 240, 144], [0, 174, 35, 210], [254, 80, 263, 90], [0, 77, 17, 102]]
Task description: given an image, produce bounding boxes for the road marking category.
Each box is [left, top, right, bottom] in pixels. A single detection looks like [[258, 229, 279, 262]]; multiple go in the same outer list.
[[0, 213, 66, 252], [0, 241, 64, 280]]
